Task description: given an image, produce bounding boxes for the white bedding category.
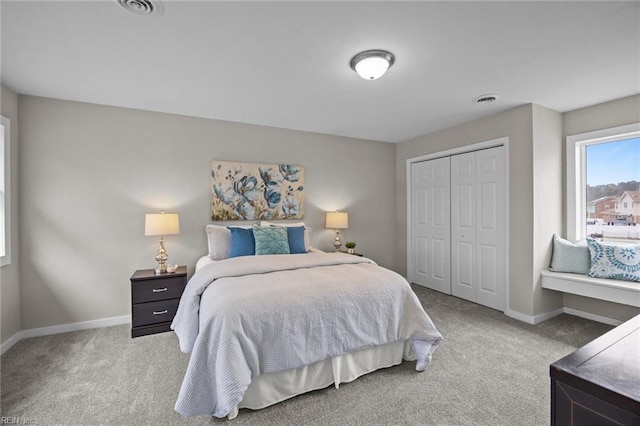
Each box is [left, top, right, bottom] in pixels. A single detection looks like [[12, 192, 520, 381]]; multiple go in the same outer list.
[[172, 252, 443, 418]]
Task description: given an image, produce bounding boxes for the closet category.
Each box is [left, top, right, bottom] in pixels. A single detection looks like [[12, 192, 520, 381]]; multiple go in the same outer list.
[[410, 146, 505, 311]]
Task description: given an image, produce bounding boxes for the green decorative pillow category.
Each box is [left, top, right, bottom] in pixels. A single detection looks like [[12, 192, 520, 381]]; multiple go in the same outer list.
[[550, 234, 591, 274], [253, 225, 290, 255]]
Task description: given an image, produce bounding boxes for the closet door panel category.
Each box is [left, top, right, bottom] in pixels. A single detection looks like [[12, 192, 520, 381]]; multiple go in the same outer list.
[[478, 243, 498, 293], [475, 147, 505, 311], [451, 152, 475, 301], [411, 157, 451, 294]]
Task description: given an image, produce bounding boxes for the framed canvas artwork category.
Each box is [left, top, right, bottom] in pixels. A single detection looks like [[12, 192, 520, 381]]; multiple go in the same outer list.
[[211, 160, 305, 221]]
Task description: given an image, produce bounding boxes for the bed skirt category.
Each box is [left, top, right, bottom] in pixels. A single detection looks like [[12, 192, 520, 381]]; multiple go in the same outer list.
[[228, 340, 411, 419]]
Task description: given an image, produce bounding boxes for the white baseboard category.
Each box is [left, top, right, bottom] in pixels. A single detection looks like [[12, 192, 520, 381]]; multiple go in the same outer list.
[[0, 331, 24, 356], [562, 307, 623, 326], [506, 306, 622, 327], [1, 315, 131, 356], [504, 307, 564, 325]]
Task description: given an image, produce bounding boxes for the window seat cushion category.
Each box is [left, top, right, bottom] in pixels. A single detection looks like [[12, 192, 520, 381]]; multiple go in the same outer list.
[[541, 270, 640, 307]]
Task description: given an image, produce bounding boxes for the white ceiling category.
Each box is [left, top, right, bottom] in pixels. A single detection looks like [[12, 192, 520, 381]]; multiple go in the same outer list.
[[2, 1, 639, 143]]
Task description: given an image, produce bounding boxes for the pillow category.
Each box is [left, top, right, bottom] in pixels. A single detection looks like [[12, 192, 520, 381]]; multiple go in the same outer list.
[[286, 226, 307, 254], [260, 221, 311, 251], [205, 224, 232, 260], [228, 227, 256, 257], [253, 225, 290, 255], [587, 239, 640, 282], [549, 234, 590, 275]]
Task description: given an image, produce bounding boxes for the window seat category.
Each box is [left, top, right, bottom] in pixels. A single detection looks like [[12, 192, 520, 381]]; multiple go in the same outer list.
[[541, 270, 640, 307]]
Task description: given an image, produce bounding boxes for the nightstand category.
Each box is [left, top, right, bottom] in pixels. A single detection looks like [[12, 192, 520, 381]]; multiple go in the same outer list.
[[340, 250, 363, 257], [130, 266, 187, 338]]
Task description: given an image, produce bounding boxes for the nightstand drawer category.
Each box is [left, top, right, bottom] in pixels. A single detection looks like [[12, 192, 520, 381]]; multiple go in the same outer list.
[[132, 299, 180, 327], [132, 276, 185, 303]]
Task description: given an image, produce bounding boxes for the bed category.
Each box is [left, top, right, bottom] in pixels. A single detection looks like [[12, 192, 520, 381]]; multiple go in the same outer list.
[[171, 226, 443, 419]]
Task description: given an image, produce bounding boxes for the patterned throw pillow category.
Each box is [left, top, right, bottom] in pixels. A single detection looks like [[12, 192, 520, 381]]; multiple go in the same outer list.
[[253, 225, 290, 255], [587, 239, 640, 282]]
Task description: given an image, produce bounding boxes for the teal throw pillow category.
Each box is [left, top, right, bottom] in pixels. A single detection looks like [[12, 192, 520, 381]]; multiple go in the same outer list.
[[253, 225, 290, 255], [587, 239, 640, 282], [549, 234, 590, 275]]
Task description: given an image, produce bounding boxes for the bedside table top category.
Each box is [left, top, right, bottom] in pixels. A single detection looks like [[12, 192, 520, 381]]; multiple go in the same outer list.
[[339, 250, 363, 257], [131, 266, 187, 281]]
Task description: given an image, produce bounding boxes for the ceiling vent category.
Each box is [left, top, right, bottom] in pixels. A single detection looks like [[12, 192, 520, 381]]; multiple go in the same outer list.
[[473, 94, 500, 104], [117, 0, 164, 16]]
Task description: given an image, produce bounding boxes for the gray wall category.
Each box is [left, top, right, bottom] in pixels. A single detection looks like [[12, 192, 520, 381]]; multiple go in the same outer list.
[[0, 85, 21, 345], [17, 95, 396, 330], [396, 104, 563, 319], [531, 104, 564, 316], [396, 96, 639, 322], [8, 92, 640, 337], [562, 94, 640, 322]]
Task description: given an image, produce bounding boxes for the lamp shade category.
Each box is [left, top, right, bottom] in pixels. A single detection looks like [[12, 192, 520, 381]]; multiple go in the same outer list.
[[145, 213, 180, 236], [326, 211, 349, 229]]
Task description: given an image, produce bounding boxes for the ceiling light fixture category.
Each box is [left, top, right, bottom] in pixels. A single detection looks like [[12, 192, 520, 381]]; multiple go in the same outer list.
[[350, 50, 395, 80]]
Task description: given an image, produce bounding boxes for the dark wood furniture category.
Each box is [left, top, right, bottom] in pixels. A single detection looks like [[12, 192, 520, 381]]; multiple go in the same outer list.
[[130, 266, 187, 338], [340, 250, 364, 257], [550, 314, 640, 425]]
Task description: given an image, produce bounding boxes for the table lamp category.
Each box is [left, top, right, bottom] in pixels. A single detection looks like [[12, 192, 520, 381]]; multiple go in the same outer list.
[[326, 211, 349, 252], [145, 211, 180, 274]]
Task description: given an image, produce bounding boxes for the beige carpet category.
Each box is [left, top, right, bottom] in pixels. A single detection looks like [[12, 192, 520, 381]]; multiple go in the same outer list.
[[0, 286, 611, 425]]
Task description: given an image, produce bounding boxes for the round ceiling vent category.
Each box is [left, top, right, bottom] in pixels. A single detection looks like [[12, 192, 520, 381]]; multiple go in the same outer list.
[[117, 0, 163, 16], [473, 94, 500, 104]]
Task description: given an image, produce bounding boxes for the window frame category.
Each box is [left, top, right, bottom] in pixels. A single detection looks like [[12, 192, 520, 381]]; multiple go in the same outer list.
[[0, 115, 10, 266], [566, 122, 640, 242]]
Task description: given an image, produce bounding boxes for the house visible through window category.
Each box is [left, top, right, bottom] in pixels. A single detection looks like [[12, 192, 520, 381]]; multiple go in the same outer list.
[[567, 123, 640, 243], [0, 115, 9, 265]]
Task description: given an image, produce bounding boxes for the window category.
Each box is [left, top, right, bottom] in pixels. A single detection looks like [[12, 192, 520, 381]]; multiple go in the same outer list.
[[0, 115, 10, 266], [567, 122, 640, 242]]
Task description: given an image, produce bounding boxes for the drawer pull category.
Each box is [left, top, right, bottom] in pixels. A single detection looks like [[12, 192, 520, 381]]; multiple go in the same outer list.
[[153, 310, 168, 315], [152, 287, 168, 293]]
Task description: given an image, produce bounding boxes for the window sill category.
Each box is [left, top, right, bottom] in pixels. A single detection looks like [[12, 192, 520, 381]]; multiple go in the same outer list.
[[541, 270, 640, 307]]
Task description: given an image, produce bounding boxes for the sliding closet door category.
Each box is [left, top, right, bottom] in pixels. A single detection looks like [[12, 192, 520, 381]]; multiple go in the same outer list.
[[450, 146, 505, 311], [411, 157, 451, 294]]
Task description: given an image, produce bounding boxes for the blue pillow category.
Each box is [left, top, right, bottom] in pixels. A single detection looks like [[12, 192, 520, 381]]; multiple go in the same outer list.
[[228, 227, 255, 257], [286, 226, 307, 254], [253, 225, 290, 255]]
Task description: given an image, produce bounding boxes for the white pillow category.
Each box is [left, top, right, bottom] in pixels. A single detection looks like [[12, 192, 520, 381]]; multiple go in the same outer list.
[[205, 224, 255, 260], [260, 221, 312, 251], [205, 224, 231, 260]]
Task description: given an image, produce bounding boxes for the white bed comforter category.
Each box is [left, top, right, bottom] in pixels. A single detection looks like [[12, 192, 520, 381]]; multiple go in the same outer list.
[[171, 252, 443, 418]]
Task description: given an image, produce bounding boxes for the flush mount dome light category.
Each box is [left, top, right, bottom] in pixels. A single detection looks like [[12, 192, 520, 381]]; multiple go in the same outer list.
[[350, 50, 395, 80]]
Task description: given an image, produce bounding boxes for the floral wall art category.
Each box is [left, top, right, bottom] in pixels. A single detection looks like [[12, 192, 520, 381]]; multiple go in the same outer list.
[[211, 160, 305, 220]]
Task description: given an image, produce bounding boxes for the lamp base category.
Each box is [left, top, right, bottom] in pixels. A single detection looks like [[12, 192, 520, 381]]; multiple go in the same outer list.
[[333, 230, 342, 252], [155, 237, 168, 275]]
